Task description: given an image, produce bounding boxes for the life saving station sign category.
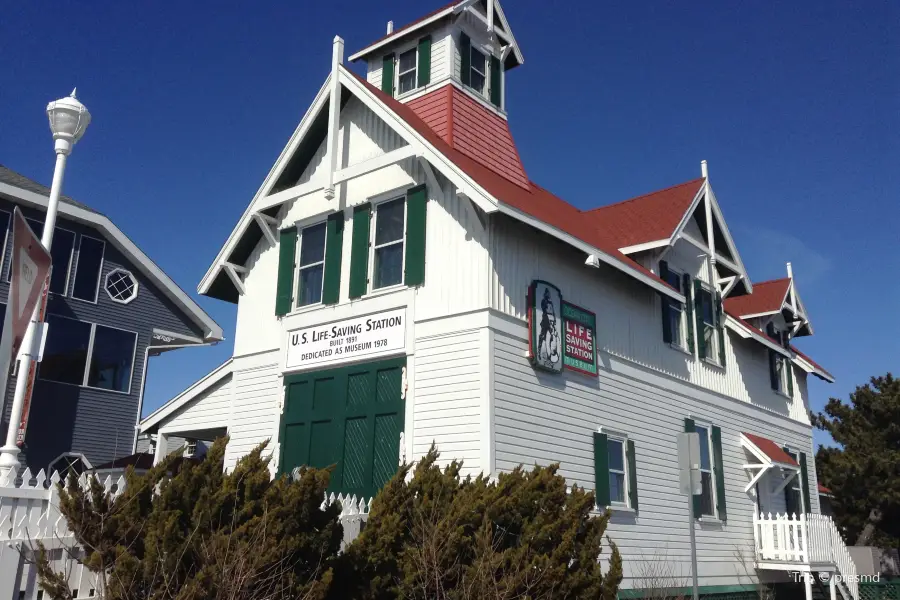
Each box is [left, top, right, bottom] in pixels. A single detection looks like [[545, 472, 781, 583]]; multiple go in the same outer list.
[[285, 307, 406, 371], [527, 280, 597, 377]]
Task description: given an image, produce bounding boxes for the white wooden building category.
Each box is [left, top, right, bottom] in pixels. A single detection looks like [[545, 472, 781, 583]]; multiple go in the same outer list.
[[139, 2, 854, 598]]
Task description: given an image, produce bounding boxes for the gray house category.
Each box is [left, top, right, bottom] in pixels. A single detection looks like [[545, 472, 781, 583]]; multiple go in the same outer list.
[[0, 164, 223, 472]]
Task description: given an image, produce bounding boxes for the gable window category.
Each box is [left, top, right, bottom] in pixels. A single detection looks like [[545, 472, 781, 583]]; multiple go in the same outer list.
[[694, 424, 717, 517], [7, 218, 75, 296], [470, 47, 487, 95], [296, 222, 327, 307], [660, 263, 686, 349], [767, 325, 794, 397], [697, 285, 719, 362], [105, 268, 138, 304], [39, 314, 136, 393], [372, 197, 405, 290], [397, 47, 417, 95], [72, 236, 105, 302]]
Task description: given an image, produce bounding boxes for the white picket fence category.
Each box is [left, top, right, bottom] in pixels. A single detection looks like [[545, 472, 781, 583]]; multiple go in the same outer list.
[[0, 469, 372, 600], [754, 512, 859, 600]]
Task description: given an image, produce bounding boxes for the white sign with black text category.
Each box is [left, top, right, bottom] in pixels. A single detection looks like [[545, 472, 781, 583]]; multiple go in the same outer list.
[[285, 307, 407, 371]]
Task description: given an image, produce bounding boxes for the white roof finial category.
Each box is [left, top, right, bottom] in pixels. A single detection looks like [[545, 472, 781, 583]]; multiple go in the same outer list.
[[70, 88, 77, 99], [786, 262, 793, 279], [387, 20, 394, 34], [701, 160, 708, 179]]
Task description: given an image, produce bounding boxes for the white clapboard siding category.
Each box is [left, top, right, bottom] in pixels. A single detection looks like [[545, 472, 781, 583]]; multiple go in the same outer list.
[[224, 359, 281, 472], [413, 330, 484, 476], [366, 23, 455, 91], [492, 329, 818, 588], [162, 375, 232, 433], [489, 216, 812, 426]]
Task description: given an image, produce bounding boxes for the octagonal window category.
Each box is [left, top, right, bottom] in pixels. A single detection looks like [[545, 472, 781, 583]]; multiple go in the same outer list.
[[105, 268, 138, 304]]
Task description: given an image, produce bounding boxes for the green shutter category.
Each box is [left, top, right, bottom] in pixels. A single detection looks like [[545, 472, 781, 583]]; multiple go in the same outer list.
[[349, 203, 371, 299], [683, 274, 695, 353], [799, 452, 811, 514], [322, 212, 344, 305], [684, 419, 701, 518], [717, 293, 727, 367], [459, 32, 471, 86], [694, 280, 706, 359], [711, 425, 727, 521], [490, 55, 502, 106], [593, 432, 610, 508], [418, 36, 431, 87], [275, 227, 297, 316], [659, 261, 672, 344], [404, 184, 427, 287], [627, 439, 639, 511], [382, 54, 395, 96]]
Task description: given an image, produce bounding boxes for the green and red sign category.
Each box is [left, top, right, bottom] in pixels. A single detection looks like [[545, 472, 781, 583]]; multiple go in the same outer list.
[[561, 301, 597, 377]]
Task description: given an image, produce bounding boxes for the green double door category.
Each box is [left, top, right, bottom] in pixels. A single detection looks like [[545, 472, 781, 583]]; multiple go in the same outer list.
[[278, 357, 405, 499]]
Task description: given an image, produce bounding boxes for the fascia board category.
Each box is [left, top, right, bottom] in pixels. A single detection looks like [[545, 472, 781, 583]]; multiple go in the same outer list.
[[198, 75, 332, 295], [139, 359, 234, 432], [0, 182, 224, 341]]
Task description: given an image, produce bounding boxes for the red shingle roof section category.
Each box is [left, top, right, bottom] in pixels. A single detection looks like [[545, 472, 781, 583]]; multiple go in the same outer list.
[[725, 278, 791, 318], [818, 483, 832, 495], [408, 86, 529, 189], [743, 432, 799, 466], [587, 178, 705, 249], [345, 70, 675, 294]]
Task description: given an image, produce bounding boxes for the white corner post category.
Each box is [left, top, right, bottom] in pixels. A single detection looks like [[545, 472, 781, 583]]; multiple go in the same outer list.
[[323, 36, 345, 202], [0, 90, 90, 477], [153, 433, 169, 466]]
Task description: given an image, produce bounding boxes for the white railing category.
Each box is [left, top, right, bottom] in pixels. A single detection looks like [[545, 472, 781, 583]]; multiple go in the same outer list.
[[754, 512, 859, 600], [321, 492, 373, 549], [0, 469, 127, 600]]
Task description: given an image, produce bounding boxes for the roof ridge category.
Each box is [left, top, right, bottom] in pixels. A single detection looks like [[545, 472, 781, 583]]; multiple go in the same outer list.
[[752, 277, 791, 286], [586, 177, 705, 214]]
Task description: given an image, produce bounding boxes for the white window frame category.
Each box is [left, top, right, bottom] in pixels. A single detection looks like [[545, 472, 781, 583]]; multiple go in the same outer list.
[[185, 440, 197, 458], [469, 45, 488, 96], [607, 435, 629, 508], [395, 43, 419, 98], [694, 422, 718, 518], [104, 268, 139, 304], [38, 314, 138, 395], [368, 193, 407, 293], [294, 220, 328, 309], [663, 266, 687, 350], [71, 235, 106, 304], [782, 447, 806, 515], [698, 284, 720, 364]]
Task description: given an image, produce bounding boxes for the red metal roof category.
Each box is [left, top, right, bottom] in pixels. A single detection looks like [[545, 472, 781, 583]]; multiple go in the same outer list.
[[724, 278, 791, 318], [818, 483, 832, 495], [350, 1, 458, 60], [743, 432, 799, 466], [408, 85, 529, 189], [587, 178, 705, 249], [791, 344, 834, 380], [348, 71, 676, 293]]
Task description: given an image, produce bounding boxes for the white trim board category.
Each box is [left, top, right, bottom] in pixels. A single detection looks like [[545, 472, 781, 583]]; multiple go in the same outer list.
[[140, 358, 234, 432], [0, 181, 223, 342]]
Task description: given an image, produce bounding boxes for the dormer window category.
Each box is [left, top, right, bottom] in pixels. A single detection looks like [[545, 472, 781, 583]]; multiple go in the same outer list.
[[469, 47, 487, 95], [397, 48, 417, 95]]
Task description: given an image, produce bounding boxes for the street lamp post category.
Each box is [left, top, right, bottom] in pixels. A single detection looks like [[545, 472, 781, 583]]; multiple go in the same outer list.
[[0, 90, 91, 476]]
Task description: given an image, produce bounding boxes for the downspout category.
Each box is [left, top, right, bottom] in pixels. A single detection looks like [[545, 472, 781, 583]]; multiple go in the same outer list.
[[130, 340, 217, 454]]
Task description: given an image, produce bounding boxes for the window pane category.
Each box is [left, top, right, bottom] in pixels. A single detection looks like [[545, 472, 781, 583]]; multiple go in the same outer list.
[[299, 223, 326, 267], [669, 309, 682, 345], [298, 264, 324, 306], [40, 315, 92, 385], [701, 289, 714, 325], [399, 71, 417, 95], [471, 70, 486, 94], [26, 218, 43, 238], [471, 49, 486, 93], [374, 243, 403, 289], [49, 229, 75, 295], [87, 325, 136, 392], [609, 472, 626, 504], [375, 199, 404, 245], [399, 48, 416, 72], [607, 439, 624, 471], [73, 237, 105, 301], [700, 472, 715, 516], [696, 426, 711, 470], [664, 270, 681, 292], [704, 325, 715, 358]]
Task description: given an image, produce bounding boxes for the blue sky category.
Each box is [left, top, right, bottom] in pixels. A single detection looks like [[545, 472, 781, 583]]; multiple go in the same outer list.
[[1, 1, 896, 449]]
